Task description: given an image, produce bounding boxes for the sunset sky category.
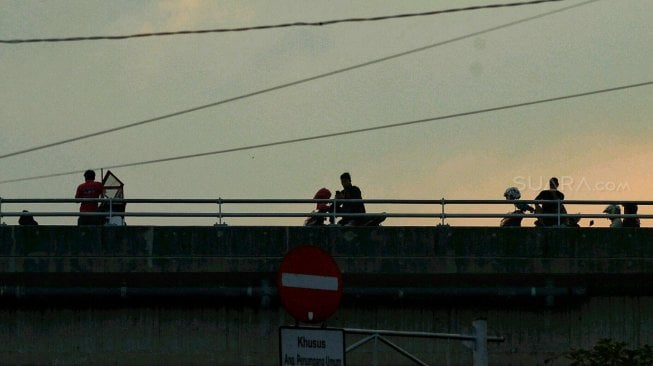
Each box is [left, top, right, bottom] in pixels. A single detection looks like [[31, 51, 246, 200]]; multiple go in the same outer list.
[[1, 0, 651, 226]]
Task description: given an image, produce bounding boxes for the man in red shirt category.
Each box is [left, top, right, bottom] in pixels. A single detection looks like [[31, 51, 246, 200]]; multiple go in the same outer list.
[[75, 170, 104, 225]]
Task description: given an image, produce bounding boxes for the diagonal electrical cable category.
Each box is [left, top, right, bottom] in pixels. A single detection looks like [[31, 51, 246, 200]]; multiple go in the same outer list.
[[1, 80, 650, 185], [0, 0, 569, 44], [0, 0, 601, 161]]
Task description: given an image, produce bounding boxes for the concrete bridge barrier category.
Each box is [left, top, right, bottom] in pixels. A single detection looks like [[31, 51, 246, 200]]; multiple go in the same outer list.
[[0, 225, 651, 365]]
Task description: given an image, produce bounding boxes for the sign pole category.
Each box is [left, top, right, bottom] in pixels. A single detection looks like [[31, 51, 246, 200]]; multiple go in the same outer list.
[[472, 319, 488, 366]]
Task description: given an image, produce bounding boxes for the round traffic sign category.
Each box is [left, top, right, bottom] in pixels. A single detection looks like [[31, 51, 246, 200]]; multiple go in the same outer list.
[[277, 245, 343, 323]]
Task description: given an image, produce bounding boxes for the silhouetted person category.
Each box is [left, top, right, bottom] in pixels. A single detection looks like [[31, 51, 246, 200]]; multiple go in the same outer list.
[[603, 204, 622, 228], [335, 172, 365, 226], [305, 187, 333, 226], [75, 170, 104, 225], [622, 203, 640, 228], [534, 177, 566, 226], [18, 210, 38, 226], [500, 187, 534, 227]]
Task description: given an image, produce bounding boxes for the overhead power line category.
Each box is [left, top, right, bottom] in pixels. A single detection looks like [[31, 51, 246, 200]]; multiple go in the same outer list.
[[1, 0, 569, 44], [0, 0, 601, 161], [1, 80, 650, 185]]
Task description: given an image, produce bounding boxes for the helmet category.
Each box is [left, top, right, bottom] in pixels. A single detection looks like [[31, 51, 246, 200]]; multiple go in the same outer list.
[[603, 204, 621, 215], [313, 188, 331, 200], [314, 188, 332, 211], [503, 187, 521, 200]]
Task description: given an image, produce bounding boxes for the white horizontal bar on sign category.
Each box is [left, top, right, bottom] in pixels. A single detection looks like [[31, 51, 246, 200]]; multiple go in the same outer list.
[[281, 273, 339, 291]]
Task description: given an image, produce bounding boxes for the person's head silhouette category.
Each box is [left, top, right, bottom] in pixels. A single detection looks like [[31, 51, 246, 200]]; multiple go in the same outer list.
[[84, 170, 96, 181]]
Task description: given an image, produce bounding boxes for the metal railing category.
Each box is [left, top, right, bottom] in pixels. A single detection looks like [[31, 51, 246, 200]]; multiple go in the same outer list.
[[344, 320, 503, 366], [0, 197, 651, 226]]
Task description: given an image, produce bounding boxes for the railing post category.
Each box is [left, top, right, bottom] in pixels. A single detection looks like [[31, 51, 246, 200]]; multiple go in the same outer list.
[[331, 198, 338, 225], [373, 334, 379, 366], [217, 197, 223, 225], [556, 200, 561, 226], [0, 197, 3, 225], [440, 197, 446, 226], [108, 197, 113, 223], [473, 319, 488, 366]]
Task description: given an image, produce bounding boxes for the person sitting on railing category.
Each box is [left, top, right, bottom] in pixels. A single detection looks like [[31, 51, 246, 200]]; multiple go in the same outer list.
[[500, 187, 534, 227], [335, 172, 366, 226], [534, 177, 566, 227], [622, 203, 640, 228], [75, 170, 105, 226], [304, 188, 333, 226], [603, 204, 623, 228]]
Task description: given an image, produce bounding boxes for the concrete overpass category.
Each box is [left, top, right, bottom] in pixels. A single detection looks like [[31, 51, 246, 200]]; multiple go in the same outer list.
[[0, 225, 652, 365]]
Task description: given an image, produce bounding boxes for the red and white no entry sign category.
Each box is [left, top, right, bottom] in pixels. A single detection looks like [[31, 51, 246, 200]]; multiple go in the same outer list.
[[277, 245, 343, 323]]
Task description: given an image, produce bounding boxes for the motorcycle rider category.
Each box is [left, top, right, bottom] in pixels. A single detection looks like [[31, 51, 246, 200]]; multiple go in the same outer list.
[[500, 187, 534, 227]]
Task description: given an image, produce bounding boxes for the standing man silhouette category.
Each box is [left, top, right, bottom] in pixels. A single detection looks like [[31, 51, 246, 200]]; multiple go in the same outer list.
[[75, 170, 104, 225]]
